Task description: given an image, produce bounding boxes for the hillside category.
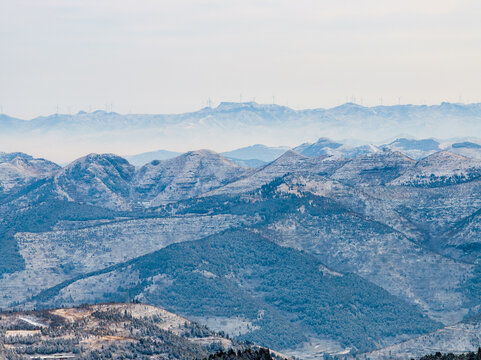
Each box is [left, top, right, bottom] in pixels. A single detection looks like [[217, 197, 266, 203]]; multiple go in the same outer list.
[[29, 230, 440, 356], [133, 150, 246, 206], [0, 303, 240, 359], [364, 316, 481, 359]]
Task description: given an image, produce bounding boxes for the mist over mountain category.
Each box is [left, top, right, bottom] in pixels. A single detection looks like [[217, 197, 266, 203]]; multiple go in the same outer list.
[[1, 102, 480, 163], [221, 145, 290, 163]]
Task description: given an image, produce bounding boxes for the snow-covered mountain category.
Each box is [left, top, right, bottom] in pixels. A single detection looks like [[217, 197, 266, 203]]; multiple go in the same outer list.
[[205, 150, 335, 196], [3, 150, 248, 210], [331, 149, 416, 186], [133, 150, 246, 206], [52, 153, 136, 210], [391, 151, 481, 187], [294, 138, 343, 157], [294, 137, 380, 159], [0, 303, 239, 359], [0, 152, 60, 195]]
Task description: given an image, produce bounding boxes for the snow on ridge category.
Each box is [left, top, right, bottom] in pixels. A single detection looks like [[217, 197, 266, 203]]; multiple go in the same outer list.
[[391, 151, 481, 186]]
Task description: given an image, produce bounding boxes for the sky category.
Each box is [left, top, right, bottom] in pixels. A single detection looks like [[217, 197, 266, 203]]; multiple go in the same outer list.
[[1, 0, 480, 119]]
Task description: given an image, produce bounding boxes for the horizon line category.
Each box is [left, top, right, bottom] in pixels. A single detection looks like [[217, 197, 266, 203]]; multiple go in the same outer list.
[[1, 100, 480, 121]]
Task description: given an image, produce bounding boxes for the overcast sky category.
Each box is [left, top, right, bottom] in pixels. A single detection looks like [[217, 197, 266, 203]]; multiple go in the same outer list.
[[1, 0, 480, 119]]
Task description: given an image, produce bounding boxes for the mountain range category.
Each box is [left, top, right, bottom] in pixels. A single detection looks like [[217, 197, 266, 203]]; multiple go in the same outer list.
[[2, 140, 481, 358], [1, 102, 481, 163], [122, 137, 481, 170]]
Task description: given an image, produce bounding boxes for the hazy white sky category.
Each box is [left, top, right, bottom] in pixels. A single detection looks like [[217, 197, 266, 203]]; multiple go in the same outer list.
[[1, 0, 480, 119]]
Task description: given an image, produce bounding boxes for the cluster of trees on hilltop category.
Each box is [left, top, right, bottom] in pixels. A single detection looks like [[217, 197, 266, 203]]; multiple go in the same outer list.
[[202, 348, 278, 360], [0, 306, 237, 360], [419, 348, 481, 360]]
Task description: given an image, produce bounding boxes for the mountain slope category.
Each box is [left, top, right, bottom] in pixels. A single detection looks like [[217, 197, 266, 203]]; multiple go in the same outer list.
[[0, 303, 238, 359], [294, 138, 343, 157], [331, 150, 415, 186], [168, 177, 474, 325], [0, 152, 60, 196], [365, 316, 481, 359], [391, 151, 481, 187], [0, 200, 252, 307], [30, 229, 440, 356], [294, 138, 380, 159], [206, 150, 345, 196]]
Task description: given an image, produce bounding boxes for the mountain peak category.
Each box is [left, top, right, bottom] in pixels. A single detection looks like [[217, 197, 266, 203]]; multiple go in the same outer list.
[[221, 144, 289, 163], [67, 153, 132, 169], [333, 102, 365, 109], [183, 149, 221, 157], [386, 138, 440, 151], [0, 151, 34, 162], [272, 149, 307, 162], [419, 150, 471, 163], [294, 137, 344, 157], [176, 149, 240, 168], [214, 101, 292, 113], [54, 153, 135, 209], [134, 149, 246, 205], [451, 141, 481, 149], [0, 152, 60, 193], [379, 148, 416, 161]]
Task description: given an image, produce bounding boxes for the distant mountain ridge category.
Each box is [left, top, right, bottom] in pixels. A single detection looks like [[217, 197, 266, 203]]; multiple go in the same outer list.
[[126, 144, 288, 168], [1, 102, 480, 163], [123, 136, 481, 169], [4, 102, 480, 124], [222, 144, 290, 163]]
